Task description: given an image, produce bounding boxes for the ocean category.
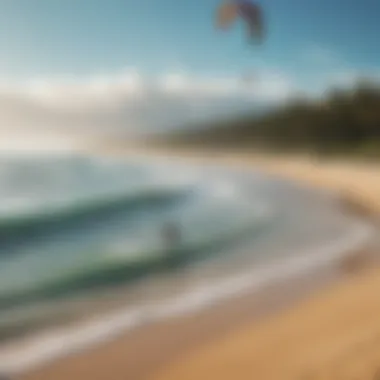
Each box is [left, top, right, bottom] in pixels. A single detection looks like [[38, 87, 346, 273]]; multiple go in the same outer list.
[[0, 152, 374, 375]]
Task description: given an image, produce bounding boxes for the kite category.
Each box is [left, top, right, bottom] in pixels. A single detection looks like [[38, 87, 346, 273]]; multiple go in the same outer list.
[[216, 0, 265, 44]]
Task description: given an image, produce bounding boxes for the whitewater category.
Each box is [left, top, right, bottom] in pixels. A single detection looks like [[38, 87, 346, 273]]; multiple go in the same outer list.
[[0, 152, 374, 376]]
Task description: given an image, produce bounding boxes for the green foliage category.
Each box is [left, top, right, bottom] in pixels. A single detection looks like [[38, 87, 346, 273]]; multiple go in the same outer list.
[[157, 79, 380, 159]]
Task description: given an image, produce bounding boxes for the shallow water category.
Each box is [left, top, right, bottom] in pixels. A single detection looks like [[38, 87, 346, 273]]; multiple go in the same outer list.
[[0, 154, 270, 339], [0, 153, 374, 375]]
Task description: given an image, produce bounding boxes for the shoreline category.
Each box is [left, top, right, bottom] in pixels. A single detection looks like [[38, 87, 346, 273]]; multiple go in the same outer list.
[[21, 272, 340, 380], [18, 148, 379, 380], [16, 219, 373, 379]]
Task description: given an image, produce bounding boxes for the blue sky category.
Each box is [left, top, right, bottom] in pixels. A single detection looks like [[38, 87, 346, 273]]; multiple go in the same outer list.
[[0, 0, 379, 146], [0, 0, 378, 78]]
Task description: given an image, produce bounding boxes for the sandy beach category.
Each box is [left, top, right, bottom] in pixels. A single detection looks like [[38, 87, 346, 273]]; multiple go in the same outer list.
[[152, 266, 380, 380], [20, 148, 380, 380]]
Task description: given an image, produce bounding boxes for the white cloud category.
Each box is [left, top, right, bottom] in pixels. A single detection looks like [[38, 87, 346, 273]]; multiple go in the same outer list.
[[0, 67, 297, 143], [0, 62, 375, 152]]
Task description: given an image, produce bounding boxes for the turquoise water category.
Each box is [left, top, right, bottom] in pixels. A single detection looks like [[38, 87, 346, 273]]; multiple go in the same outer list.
[[0, 153, 269, 341], [0, 153, 374, 376]]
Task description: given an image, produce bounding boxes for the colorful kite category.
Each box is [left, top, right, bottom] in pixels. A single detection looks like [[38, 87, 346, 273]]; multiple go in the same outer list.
[[216, 0, 265, 44]]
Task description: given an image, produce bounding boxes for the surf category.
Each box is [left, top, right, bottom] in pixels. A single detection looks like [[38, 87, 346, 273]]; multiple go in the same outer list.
[[0, 153, 272, 345]]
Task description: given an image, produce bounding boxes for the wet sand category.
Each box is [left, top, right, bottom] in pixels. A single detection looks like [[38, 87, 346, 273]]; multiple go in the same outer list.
[[20, 263, 351, 380], [21, 148, 380, 380]]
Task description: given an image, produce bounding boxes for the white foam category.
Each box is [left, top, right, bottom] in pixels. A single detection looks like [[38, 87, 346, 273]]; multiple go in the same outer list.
[[0, 217, 374, 376]]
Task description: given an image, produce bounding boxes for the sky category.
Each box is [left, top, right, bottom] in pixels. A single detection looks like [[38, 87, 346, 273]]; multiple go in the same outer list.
[[0, 0, 379, 147]]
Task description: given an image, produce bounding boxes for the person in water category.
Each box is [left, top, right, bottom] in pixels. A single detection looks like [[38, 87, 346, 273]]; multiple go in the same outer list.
[[162, 222, 181, 247], [162, 222, 181, 267]]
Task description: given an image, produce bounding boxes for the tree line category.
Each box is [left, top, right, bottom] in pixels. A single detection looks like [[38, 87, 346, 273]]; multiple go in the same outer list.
[[153, 79, 380, 159]]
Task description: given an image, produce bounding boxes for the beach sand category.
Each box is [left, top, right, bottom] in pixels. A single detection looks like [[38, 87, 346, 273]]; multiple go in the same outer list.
[[152, 265, 380, 380], [20, 147, 380, 380]]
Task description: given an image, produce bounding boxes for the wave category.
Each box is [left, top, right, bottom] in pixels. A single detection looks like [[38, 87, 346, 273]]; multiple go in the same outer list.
[[0, 187, 188, 252], [4, 153, 362, 378], [0, 199, 270, 314], [0, 155, 196, 252], [0, 153, 273, 317], [0, 218, 374, 376]]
